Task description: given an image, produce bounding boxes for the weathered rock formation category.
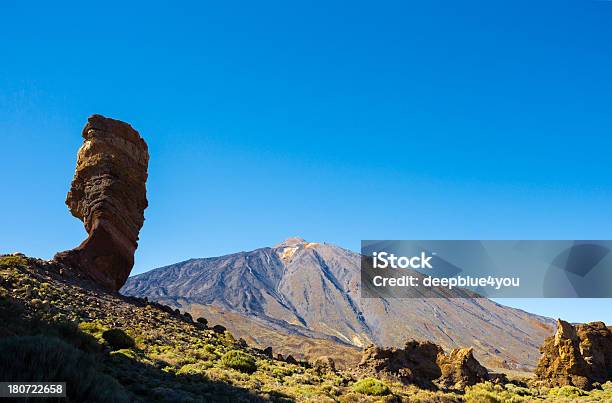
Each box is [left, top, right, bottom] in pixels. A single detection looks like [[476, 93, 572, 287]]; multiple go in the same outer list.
[[356, 341, 490, 389], [54, 115, 149, 291], [357, 341, 442, 388], [535, 319, 612, 389], [313, 356, 336, 375], [437, 347, 490, 389]]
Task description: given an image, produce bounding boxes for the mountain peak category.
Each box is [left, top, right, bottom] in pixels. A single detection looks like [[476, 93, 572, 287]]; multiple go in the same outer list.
[[274, 237, 307, 248]]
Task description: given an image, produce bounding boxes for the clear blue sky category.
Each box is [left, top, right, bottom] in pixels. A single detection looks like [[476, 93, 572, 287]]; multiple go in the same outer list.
[[2, 1, 611, 323]]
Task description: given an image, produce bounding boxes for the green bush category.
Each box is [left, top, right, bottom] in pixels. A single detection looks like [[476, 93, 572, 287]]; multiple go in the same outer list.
[[220, 350, 257, 373], [0, 255, 27, 269], [548, 385, 587, 398], [102, 328, 136, 350], [464, 382, 530, 403], [79, 321, 108, 344], [110, 349, 137, 360], [351, 378, 390, 396], [271, 366, 295, 379], [177, 363, 212, 377], [0, 335, 129, 402]]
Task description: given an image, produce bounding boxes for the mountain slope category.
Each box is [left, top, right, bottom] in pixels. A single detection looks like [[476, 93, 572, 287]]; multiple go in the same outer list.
[[122, 238, 554, 370], [184, 303, 362, 368]]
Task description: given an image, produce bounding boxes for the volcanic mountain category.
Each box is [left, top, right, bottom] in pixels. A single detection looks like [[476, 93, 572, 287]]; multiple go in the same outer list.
[[121, 238, 554, 370]]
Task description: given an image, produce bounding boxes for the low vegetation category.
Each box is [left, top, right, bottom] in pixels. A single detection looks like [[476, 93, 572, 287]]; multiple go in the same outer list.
[[101, 328, 136, 350], [0, 335, 128, 402], [0, 255, 27, 269], [351, 378, 391, 396], [220, 350, 258, 373], [0, 256, 610, 402], [463, 381, 612, 402]]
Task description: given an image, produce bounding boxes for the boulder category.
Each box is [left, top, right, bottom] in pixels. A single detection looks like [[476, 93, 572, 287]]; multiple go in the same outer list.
[[313, 356, 336, 375], [535, 319, 612, 389], [285, 355, 298, 365], [437, 347, 489, 389], [54, 115, 149, 291]]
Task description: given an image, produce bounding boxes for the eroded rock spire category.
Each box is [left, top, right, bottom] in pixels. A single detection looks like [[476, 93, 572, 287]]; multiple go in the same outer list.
[[535, 319, 612, 389], [54, 114, 149, 291]]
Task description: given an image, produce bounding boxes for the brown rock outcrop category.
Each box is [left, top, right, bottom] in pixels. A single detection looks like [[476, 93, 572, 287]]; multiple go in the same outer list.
[[358, 341, 443, 388], [313, 356, 336, 375], [535, 319, 612, 389], [437, 347, 489, 389], [357, 340, 490, 389], [54, 115, 149, 291]]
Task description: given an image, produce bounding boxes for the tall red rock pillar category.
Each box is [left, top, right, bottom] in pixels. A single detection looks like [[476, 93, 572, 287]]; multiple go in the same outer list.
[[54, 114, 149, 291]]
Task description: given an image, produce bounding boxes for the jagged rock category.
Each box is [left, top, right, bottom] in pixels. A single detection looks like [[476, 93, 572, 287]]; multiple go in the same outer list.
[[535, 319, 612, 389], [285, 355, 298, 365], [54, 115, 149, 291], [313, 356, 336, 375], [357, 341, 443, 388], [437, 347, 489, 389], [357, 341, 491, 389], [263, 346, 273, 358]]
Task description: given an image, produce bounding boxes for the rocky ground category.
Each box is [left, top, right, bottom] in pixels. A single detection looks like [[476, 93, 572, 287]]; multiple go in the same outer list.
[[1, 254, 611, 402]]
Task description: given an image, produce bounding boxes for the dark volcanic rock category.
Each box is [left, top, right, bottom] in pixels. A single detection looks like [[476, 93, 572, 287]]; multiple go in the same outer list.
[[54, 115, 149, 291], [535, 319, 612, 389], [285, 355, 298, 365], [357, 341, 490, 389]]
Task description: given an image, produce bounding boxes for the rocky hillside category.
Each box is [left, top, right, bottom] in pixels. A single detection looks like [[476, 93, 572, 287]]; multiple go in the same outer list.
[[4, 254, 611, 402], [122, 237, 554, 370], [183, 303, 362, 369]]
